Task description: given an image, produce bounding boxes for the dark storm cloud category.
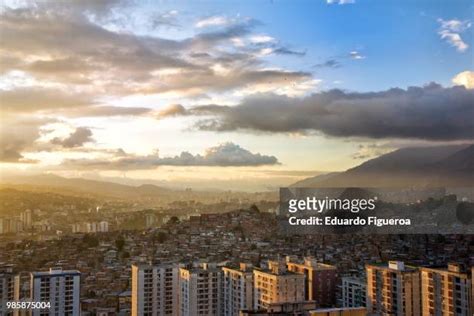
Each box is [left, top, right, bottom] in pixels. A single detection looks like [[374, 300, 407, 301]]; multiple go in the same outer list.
[[172, 83, 474, 141]]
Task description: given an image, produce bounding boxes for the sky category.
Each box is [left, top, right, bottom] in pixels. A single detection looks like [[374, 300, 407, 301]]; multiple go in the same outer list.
[[0, 0, 473, 191]]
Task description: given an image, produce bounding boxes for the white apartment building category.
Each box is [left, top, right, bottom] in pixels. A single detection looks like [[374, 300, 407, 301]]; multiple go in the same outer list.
[[131, 263, 180, 316], [179, 263, 222, 316], [222, 263, 254, 316], [0, 267, 19, 316], [30, 268, 80, 316]]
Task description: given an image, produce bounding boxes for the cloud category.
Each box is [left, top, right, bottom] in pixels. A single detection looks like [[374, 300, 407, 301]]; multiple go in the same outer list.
[[61, 0, 129, 15], [173, 83, 474, 141], [0, 86, 151, 117], [142, 68, 313, 96], [190, 18, 260, 49], [0, 8, 194, 79], [314, 59, 341, 68], [313, 51, 365, 69], [438, 18, 471, 52], [59, 106, 152, 117], [272, 47, 306, 57], [62, 142, 279, 169], [51, 127, 94, 148], [0, 88, 94, 112], [351, 143, 393, 160], [249, 35, 275, 44], [0, 116, 54, 163], [438, 18, 471, 33], [156, 104, 187, 119], [452, 70, 474, 89], [0, 6, 309, 100], [195, 15, 230, 28], [349, 51, 365, 60], [149, 10, 180, 29], [327, 0, 355, 4]]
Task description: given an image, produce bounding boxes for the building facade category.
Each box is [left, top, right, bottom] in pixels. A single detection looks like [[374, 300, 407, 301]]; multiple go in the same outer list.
[[341, 277, 366, 308], [30, 268, 80, 316], [0, 267, 19, 316], [222, 263, 254, 316], [253, 259, 305, 310], [366, 261, 421, 316], [179, 263, 222, 316], [420, 263, 472, 316], [131, 263, 180, 316], [286, 256, 338, 307]]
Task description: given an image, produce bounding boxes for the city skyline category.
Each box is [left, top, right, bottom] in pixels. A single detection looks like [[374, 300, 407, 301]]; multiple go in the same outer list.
[[1, 0, 473, 191]]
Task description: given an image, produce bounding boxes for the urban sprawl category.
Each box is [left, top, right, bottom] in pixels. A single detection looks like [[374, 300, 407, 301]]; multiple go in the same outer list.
[[0, 189, 473, 316]]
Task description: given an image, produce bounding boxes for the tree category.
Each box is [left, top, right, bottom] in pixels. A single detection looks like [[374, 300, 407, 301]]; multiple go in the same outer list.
[[155, 231, 167, 243], [249, 204, 260, 213], [82, 234, 99, 247], [169, 216, 179, 224], [115, 237, 125, 252]]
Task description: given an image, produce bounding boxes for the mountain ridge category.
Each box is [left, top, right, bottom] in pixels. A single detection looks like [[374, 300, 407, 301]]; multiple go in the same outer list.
[[0, 174, 171, 198], [292, 144, 474, 188]]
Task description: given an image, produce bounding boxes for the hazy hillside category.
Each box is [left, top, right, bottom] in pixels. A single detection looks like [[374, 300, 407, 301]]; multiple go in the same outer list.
[[0, 174, 171, 199], [292, 144, 474, 188], [290, 172, 341, 187], [434, 144, 474, 173]]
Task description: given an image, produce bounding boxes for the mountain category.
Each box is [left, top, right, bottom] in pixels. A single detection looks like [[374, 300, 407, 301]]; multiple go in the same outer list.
[[0, 174, 171, 198], [290, 172, 341, 187], [434, 144, 474, 173], [292, 144, 474, 188]]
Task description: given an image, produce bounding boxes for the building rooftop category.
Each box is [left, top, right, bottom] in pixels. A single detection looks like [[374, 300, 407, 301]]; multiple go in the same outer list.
[[31, 267, 81, 277], [366, 261, 418, 272]]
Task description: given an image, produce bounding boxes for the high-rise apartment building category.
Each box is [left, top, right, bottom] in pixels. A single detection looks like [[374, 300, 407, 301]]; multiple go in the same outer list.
[[253, 259, 305, 311], [0, 267, 19, 316], [366, 261, 421, 316], [179, 263, 222, 316], [131, 263, 180, 316], [222, 263, 254, 316], [30, 268, 80, 316], [0, 218, 23, 234], [286, 256, 338, 307], [341, 276, 366, 308], [20, 210, 32, 229], [420, 263, 472, 315]]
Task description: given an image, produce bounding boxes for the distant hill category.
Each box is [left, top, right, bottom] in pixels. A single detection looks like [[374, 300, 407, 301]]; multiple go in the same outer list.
[[0, 174, 171, 198], [433, 144, 474, 173], [290, 172, 341, 187], [292, 144, 474, 188]]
